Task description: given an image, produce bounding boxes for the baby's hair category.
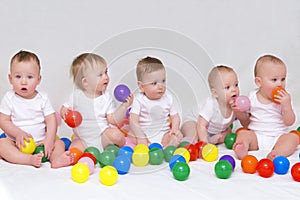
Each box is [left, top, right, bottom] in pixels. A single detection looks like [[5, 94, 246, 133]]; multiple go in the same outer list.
[[254, 54, 285, 77], [10, 50, 41, 72], [70, 53, 107, 90], [136, 56, 165, 81], [208, 65, 234, 89]]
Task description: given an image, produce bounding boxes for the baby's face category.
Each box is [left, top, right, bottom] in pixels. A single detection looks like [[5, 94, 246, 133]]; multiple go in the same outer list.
[[139, 69, 166, 100], [213, 70, 239, 104], [256, 61, 286, 100], [9, 59, 41, 99]]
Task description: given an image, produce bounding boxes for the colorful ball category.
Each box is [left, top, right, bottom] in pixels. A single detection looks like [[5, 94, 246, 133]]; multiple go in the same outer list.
[[172, 162, 190, 181], [113, 155, 131, 175], [69, 148, 83, 165], [195, 141, 207, 158], [114, 84, 131, 102], [163, 145, 176, 162], [132, 152, 149, 167], [214, 160, 233, 179], [0, 132, 7, 138], [149, 147, 164, 165], [219, 155, 236, 170], [173, 147, 190, 163], [224, 133, 236, 149], [71, 163, 90, 183], [78, 157, 95, 174], [257, 158, 274, 178], [134, 144, 149, 153], [99, 166, 118, 186], [179, 141, 190, 148], [202, 144, 218, 162], [99, 151, 116, 167], [291, 162, 300, 182], [148, 142, 163, 150], [118, 146, 133, 162], [33, 145, 49, 163], [64, 110, 82, 128], [21, 138, 36, 154], [184, 144, 198, 161], [80, 152, 97, 165], [241, 155, 258, 174], [60, 137, 71, 150], [236, 95, 250, 112], [84, 146, 101, 163], [271, 87, 286, 104], [169, 154, 186, 170], [105, 144, 120, 157], [273, 156, 290, 175]]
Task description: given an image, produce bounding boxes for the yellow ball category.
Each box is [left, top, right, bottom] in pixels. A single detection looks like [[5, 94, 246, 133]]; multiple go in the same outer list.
[[134, 144, 149, 153], [132, 152, 149, 167], [202, 144, 218, 162], [173, 147, 190, 163], [71, 163, 90, 183], [55, 135, 60, 140], [99, 166, 118, 186], [21, 138, 36, 154], [71, 133, 75, 141]]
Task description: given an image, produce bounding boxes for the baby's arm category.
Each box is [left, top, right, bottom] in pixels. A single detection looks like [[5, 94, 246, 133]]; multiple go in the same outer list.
[[39, 113, 57, 158], [196, 115, 209, 143], [275, 89, 295, 126], [170, 113, 181, 135], [230, 99, 251, 127], [0, 113, 32, 149], [129, 113, 150, 145], [107, 94, 133, 125]]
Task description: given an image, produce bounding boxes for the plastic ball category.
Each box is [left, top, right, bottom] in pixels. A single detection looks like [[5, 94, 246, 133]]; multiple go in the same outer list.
[[148, 142, 163, 150], [174, 147, 190, 163], [291, 162, 300, 182], [172, 162, 190, 181], [134, 144, 149, 153], [241, 155, 258, 174], [113, 155, 131, 175], [126, 107, 131, 119], [202, 144, 218, 162], [118, 146, 133, 162], [271, 87, 286, 104], [195, 141, 207, 158], [163, 145, 176, 162], [0, 132, 7, 138], [114, 84, 131, 102], [257, 158, 274, 178], [224, 133, 237, 149], [69, 148, 83, 165], [179, 141, 190, 148], [84, 146, 101, 163], [273, 156, 290, 175], [219, 155, 236, 170], [214, 160, 233, 179], [236, 95, 250, 112], [64, 110, 82, 128], [184, 144, 198, 161], [21, 138, 36, 154], [33, 145, 49, 163], [149, 147, 164, 165], [99, 166, 118, 186], [132, 152, 149, 167], [105, 144, 120, 157], [60, 137, 71, 150], [169, 154, 186, 170], [71, 163, 90, 183], [99, 151, 116, 167], [78, 157, 95, 174], [80, 152, 97, 165]]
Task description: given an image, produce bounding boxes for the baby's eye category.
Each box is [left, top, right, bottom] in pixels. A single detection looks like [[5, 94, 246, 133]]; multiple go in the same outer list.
[[235, 83, 239, 87], [272, 78, 277, 82], [15, 75, 21, 79], [98, 73, 103, 77], [225, 86, 230, 90], [27, 75, 33, 79], [151, 81, 158, 86], [281, 78, 285, 82]]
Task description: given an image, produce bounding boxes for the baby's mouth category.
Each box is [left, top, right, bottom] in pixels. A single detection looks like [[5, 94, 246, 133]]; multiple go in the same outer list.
[[21, 88, 28, 91], [231, 94, 237, 98]]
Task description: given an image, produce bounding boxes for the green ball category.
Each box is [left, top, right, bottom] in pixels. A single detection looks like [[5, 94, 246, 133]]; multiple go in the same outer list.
[[149, 147, 164, 165], [84, 146, 101, 163], [105, 144, 119, 157], [33, 145, 49, 163], [163, 145, 176, 162], [214, 160, 232, 179], [179, 141, 190, 148], [99, 151, 115, 168], [297, 126, 300, 132], [172, 162, 190, 181], [224, 132, 237, 149]]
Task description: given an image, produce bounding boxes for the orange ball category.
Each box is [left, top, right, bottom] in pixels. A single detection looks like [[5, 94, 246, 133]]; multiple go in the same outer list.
[[271, 87, 285, 104], [70, 148, 83, 165], [241, 155, 258, 174]]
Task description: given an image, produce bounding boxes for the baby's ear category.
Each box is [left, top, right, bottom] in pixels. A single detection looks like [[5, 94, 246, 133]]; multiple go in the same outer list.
[[81, 77, 88, 88], [211, 87, 217, 98], [254, 77, 261, 87]]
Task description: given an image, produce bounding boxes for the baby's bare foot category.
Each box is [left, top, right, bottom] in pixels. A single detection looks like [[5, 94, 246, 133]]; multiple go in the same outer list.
[[51, 151, 74, 168], [29, 153, 43, 168], [233, 142, 247, 160], [266, 150, 278, 161]]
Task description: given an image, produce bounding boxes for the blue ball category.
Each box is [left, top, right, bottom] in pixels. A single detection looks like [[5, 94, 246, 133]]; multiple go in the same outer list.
[[118, 146, 133, 162], [148, 142, 163, 150], [0, 133, 7, 139], [113, 155, 131, 175], [169, 154, 186, 170], [219, 155, 236, 170], [273, 156, 290, 175], [60, 137, 71, 150]]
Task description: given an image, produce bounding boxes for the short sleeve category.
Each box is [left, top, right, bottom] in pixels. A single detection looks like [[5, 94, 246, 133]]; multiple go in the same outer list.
[[198, 97, 214, 122]]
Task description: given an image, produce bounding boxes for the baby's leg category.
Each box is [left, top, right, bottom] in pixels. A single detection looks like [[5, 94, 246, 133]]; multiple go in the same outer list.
[[50, 139, 74, 168], [0, 138, 43, 167], [102, 128, 126, 149], [267, 131, 299, 160], [233, 129, 258, 159], [181, 121, 198, 143]]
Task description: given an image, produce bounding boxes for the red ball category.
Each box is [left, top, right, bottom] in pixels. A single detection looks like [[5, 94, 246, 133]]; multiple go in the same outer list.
[[257, 158, 274, 178], [64, 110, 82, 128], [80, 152, 97, 165], [195, 141, 207, 159], [184, 144, 198, 161], [291, 162, 300, 182]]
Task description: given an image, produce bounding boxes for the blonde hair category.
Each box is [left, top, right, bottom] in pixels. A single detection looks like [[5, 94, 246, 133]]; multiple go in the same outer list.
[[254, 54, 285, 77], [136, 56, 165, 81], [208, 65, 235, 89], [10, 50, 41, 73], [70, 53, 107, 90]]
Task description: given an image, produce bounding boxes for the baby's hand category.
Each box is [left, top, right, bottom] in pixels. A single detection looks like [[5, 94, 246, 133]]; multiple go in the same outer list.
[[16, 132, 33, 150], [137, 137, 150, 146], [123, 94, 134, 107], [274, 89, 292, 106], [60, 106, 69, 120]]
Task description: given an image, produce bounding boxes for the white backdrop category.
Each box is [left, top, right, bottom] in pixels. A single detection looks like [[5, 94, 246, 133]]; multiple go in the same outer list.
[[0, 0, 299, 136]]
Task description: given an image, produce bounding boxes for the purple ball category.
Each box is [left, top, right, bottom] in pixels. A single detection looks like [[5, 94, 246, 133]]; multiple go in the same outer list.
[[219, 155, 236, 170], [114, 84, 131, 102]]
